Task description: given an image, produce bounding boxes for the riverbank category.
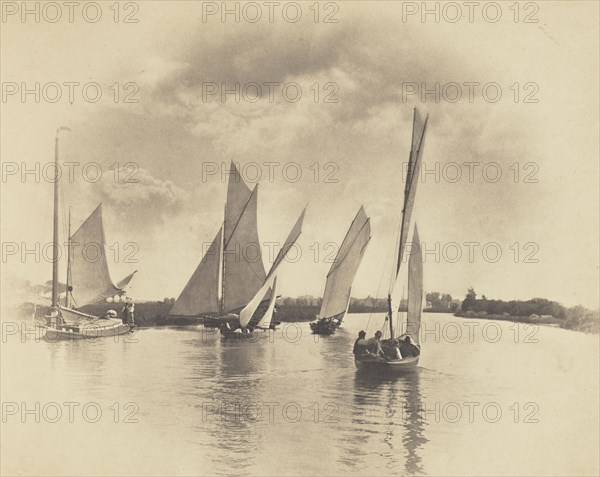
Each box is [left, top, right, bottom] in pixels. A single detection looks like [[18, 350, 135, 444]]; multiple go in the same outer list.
[[454, 311, 561, 325], [454, 310, 599, 333]]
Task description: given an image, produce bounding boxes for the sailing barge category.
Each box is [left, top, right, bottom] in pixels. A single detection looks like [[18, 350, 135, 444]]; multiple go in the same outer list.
[[170, 162, 305, 335], [44, 128, 136, 340]]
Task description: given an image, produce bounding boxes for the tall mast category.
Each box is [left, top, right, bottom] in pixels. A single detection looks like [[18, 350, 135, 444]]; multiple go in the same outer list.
[[387, 293, 394, 339], [64, 207, 71, 307], [51, 130, 60, 309], [220, 201, 226, 315], [51, 127, 70, 310]]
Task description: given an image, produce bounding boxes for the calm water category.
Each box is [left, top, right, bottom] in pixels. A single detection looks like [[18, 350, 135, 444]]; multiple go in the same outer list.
[[2, 313, 598, 476]]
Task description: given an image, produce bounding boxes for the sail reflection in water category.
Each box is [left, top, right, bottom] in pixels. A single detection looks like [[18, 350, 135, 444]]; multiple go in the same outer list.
[[192, 336, 271, 474], [345, 370, 428, 475], [3, 317, 599, 476]]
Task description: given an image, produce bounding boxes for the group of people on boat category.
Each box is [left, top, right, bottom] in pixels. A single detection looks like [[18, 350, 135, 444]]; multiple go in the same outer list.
[[353, 329, 420, 361], [220, 322, 254, 335], [310, 316, 339, 335]]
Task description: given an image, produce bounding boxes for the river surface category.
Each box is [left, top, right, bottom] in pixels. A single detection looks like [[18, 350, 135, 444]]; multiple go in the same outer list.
[[1, 312, 598, 476]]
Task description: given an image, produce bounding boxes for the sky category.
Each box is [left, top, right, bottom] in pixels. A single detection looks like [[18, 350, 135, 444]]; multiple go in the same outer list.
[[1, 1, 599, 308]]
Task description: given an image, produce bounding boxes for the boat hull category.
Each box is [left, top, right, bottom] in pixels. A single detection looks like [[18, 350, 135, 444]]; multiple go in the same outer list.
[[205, 316, 280, 330], [219, 329, 263, 341], [354, 355, 419, 374], [45, 322, 131, 340], [309, 319, 340, 335], [45, 309, 131, 340]]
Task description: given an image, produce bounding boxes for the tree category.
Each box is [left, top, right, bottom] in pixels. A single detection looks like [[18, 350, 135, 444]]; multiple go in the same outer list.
[[461, 287, 477, 311]]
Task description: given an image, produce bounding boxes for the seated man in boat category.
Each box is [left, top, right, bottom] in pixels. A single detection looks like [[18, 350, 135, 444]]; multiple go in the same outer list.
[[353, 330, 370, 357], [364, 330, 385, 358], [387, 339, 402, 360], [398, 335, 420, 357]]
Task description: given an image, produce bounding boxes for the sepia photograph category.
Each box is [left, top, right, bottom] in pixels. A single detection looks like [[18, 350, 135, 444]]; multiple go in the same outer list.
[[1, 1, 598, 476]]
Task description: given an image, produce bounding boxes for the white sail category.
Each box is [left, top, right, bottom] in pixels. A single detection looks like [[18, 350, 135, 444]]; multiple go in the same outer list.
[[239, 275, 273, 327], [170, 228, 221, 316], [255, 276, 278, 329], [406, 224, 423, 344], [319, 206, 371, 321], [239, 207, 306, 327], [266, 206, 306, 281], [69, 204, 136, 306], [223, 163, 267, 312], [392, 109, 428, 288], [386, 110, 428, 339]]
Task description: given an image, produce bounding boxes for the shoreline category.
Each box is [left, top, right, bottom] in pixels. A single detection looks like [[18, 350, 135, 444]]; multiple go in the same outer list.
[[9, 301, 598, 334], [453, 311, 561, 325], [453, 311, 599, 334]]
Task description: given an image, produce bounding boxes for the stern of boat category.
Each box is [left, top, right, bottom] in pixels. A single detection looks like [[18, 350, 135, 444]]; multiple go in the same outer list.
[[354, 355, 419, 374]]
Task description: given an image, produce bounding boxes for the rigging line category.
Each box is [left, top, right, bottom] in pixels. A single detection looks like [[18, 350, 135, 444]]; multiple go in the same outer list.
[[222, 185, 269, 293], [389, 217, 402, 294], [398, 284, 406, 336], [366, 231, 395, 333], [403, 107, 418, 200], [223, 185, 257, 251]]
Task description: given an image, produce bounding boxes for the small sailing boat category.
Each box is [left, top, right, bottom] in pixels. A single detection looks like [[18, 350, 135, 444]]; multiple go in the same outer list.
[[310, 206, 371, 335], [354, 109, 428, 373], [221, 207, 306, 339], [170, 162, 305, 334], [45, 128, 137, 340]]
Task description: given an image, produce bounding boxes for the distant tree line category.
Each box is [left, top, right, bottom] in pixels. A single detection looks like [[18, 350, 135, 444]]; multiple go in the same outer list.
[[460, 287, 566, 318], [425, 292, 459, 312], [459, 288, 599, 333]]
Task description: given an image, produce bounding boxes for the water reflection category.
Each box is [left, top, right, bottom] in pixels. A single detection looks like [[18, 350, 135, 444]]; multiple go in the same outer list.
[[190, 331, 271, 476], [349, 369, 428, 475], [5, 314, 597, 476]]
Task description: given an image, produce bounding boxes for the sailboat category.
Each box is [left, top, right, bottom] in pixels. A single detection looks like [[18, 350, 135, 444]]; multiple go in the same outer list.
[[354, 109, 428, 373], [310, 206, 371, 335], [170, 162, 305, 333], [222, 206, 306, 339], [45, 128, 137, 340]]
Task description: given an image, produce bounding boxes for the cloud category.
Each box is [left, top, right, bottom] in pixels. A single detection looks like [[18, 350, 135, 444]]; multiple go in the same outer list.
[[96, 166, 183, 228], [5, 2, 597, 306]]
